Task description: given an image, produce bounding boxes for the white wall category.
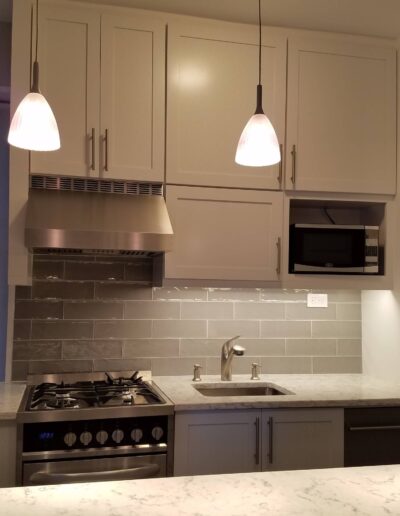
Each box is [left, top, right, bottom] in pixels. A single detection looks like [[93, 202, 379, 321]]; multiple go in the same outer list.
[[361, 38, 400, 382]]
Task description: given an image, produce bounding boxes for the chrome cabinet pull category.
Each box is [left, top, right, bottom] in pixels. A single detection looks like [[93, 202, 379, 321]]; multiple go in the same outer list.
[[277, 143, 283, 187], [276, 237, 281, 276], [290, 144, 296, 185], [268, 416, 273, 464], [255, 417, 260, 465], [90, 128, 95, 171], [349, 425, 400, 432], [104, 129, 109, 172]]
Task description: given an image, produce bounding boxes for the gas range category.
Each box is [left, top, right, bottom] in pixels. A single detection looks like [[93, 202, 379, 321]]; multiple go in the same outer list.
[[17, 372, 174, 486]]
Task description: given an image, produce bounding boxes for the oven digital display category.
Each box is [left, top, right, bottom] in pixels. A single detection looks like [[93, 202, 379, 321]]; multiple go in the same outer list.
[[38, 431, 55, 441]]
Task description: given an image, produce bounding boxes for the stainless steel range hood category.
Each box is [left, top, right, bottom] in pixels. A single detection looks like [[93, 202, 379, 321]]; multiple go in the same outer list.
[[25, 187, 174, 254]]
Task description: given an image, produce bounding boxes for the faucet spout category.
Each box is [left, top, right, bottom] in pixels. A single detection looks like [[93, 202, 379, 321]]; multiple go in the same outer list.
[[221, 336, 245, 381]]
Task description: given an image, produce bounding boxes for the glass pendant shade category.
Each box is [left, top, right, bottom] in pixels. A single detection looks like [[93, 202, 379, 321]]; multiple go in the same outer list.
[[235, 112, 280, 167], [8, 91, 60, 151]]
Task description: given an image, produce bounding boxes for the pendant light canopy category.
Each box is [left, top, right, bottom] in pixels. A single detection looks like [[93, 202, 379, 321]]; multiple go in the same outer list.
[[8, 0, 60, 152], [235, 0, 280, 167]]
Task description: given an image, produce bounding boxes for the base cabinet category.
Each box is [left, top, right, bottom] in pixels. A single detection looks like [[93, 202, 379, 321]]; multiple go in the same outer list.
[[262, 409, 344, 471], [174, 408, 343, 476], [0, 421, 17, 487], [174, 410, 261, 476]]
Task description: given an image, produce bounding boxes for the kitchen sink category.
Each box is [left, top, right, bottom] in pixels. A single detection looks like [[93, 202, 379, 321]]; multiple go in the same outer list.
[[193, 383, 293, 397]]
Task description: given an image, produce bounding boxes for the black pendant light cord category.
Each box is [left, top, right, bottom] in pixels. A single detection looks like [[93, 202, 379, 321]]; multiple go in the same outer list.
[[32, 0, 40, 92], [255, 0, 264, 114]]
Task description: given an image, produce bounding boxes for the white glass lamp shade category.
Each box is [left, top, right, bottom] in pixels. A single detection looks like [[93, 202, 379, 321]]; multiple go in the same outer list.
[[8, 92, 61, 151], [235, 113, 280, 167]]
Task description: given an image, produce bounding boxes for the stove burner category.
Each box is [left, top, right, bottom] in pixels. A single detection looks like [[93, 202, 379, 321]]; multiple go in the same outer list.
[[28, 371, 164, 411]]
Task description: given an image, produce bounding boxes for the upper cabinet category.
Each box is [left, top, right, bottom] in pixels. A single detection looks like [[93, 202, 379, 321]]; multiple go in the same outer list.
[[166, 20, 287, 190], [165, 186, 283, 283], [286, 36, 396, 195], [30, 2, 165, 182]]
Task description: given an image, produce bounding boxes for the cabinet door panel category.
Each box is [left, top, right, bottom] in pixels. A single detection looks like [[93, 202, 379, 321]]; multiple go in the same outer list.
[[31, 3, 100, 176], [100, 14, 165, 182], [165, 186, 283, 282], [286, 37, 396, 194], [262, 409, 344, 471], [167, 21, 286, 189], [174, 410, 261, 476]]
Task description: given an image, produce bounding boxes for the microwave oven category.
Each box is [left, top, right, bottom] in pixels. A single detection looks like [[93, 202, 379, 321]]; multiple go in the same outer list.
[[289, 224, 379, 274]]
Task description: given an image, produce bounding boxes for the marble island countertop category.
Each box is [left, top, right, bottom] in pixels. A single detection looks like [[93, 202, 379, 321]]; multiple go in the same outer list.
[[153, 374, 400, 411], [2, 465, 400, 515], [0, 382, 26, 420]]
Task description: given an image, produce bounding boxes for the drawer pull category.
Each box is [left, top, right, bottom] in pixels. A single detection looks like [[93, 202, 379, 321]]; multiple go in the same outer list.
[[349, 425, 400, 432], [268, 416, 273, 464]]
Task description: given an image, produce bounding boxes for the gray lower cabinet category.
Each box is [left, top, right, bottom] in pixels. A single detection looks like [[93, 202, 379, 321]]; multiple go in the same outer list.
[[0, 420, 17, 487], [262, 408, 344, 471], [174, 410, 261, 476], [174, 408, 344, 476]]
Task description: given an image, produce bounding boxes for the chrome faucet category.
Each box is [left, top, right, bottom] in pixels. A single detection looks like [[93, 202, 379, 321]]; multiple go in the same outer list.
[[221, 336, 245, 381]]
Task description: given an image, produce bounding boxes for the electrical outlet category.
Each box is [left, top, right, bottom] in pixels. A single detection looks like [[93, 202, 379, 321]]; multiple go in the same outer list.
[[307, 293, 328, 308]]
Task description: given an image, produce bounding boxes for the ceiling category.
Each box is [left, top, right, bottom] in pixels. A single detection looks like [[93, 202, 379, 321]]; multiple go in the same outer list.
[[2, 0, 400, 39]]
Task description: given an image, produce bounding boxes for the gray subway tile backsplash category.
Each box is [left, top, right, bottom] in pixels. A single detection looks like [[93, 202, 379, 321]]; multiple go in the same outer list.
[[11, 255, 363, 380]]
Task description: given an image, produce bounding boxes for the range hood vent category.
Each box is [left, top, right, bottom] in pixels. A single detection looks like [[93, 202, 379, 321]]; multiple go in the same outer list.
[[26, 176, 173, 255]]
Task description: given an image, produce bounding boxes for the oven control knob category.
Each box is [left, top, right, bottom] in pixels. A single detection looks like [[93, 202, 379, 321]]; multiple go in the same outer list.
[[151, 426, 164, 441], [80, 431, 93, 446], [64, 432, 77, 447], [112, 429, 124, 444], [96, 430, 108, 445], [131, 428, 143, 443]]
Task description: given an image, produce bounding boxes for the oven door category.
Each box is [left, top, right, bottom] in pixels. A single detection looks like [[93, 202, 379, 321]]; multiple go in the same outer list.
[[23, 453, 166, 486], [290, 225, 366, 274]]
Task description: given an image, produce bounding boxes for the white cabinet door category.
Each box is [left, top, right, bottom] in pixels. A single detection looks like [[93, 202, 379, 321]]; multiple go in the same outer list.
[[174, 410, 261, 476], [262, 408, 344, 471], [100, 14, 165, 182], [165, 186, 283, 282], [167, 20, 286, 190], [0, 421, 17, 487], [286, 36, 396, 194], [31, 2, 100, 177]]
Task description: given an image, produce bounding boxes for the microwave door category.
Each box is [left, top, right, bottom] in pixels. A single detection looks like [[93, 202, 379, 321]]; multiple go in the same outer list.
[[292, 227, 365, 274]]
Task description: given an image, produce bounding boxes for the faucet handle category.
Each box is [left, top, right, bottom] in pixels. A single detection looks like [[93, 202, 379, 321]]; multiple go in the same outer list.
[[251, 362, 260, 381], [192, 364, 202, 382]]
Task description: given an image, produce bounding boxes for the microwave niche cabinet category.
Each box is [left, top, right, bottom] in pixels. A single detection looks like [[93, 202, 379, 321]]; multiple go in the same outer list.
[[174, 408, 344, 476], [166, 20, 286, 190], [165, 186, 283, 284], [286, 35, 396, 195], [30, 1, 165, 182]]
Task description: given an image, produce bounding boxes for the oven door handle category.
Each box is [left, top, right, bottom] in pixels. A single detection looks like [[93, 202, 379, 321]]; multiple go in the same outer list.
[[28, 464, 161, 484]]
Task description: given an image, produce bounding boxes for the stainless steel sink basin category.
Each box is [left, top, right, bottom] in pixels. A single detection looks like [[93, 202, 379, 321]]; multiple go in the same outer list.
[[193, 383, 293, 397]]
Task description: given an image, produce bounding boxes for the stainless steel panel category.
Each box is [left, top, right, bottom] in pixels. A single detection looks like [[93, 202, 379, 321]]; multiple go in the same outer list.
[[25, 189, 173, 252], [293, 264, 365, 273], [23, 453, 167, 485]]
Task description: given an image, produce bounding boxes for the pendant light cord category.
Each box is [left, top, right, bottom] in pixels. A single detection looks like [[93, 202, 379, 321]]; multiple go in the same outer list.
[[258, 0, 261, 85], [35, 0, 39, 61], [31, 0, 40, 92]]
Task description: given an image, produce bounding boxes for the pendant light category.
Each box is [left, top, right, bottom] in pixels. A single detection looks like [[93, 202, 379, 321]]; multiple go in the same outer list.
[[235, 0, 280, 167], [8, 0, 60, 151]]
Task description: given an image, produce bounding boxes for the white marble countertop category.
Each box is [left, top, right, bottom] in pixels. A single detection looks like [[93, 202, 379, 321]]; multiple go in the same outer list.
[[153, 374, 400, 411], [2, 465, 400, 515], [0, 383, 26, 420]]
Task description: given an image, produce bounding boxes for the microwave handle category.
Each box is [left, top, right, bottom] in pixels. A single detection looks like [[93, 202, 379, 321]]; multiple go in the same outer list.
[[28, 463, 160, 484]]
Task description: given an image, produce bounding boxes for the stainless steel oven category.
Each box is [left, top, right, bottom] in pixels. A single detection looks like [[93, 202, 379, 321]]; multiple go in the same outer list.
[[17, 371, 174, 486], [23, 452, 167, 485]]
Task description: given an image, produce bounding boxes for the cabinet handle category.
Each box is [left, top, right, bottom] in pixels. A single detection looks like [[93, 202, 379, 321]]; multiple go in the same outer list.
[[90, 128, 95, 171], [290, 144, 296, 185], [254, 417, 260, 465], [349, 425, 400, 432], [268, 416, 274, 464], [276, 237, 281, 276], [104, 128, 109, 172], [277, 143, 283, 187]]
